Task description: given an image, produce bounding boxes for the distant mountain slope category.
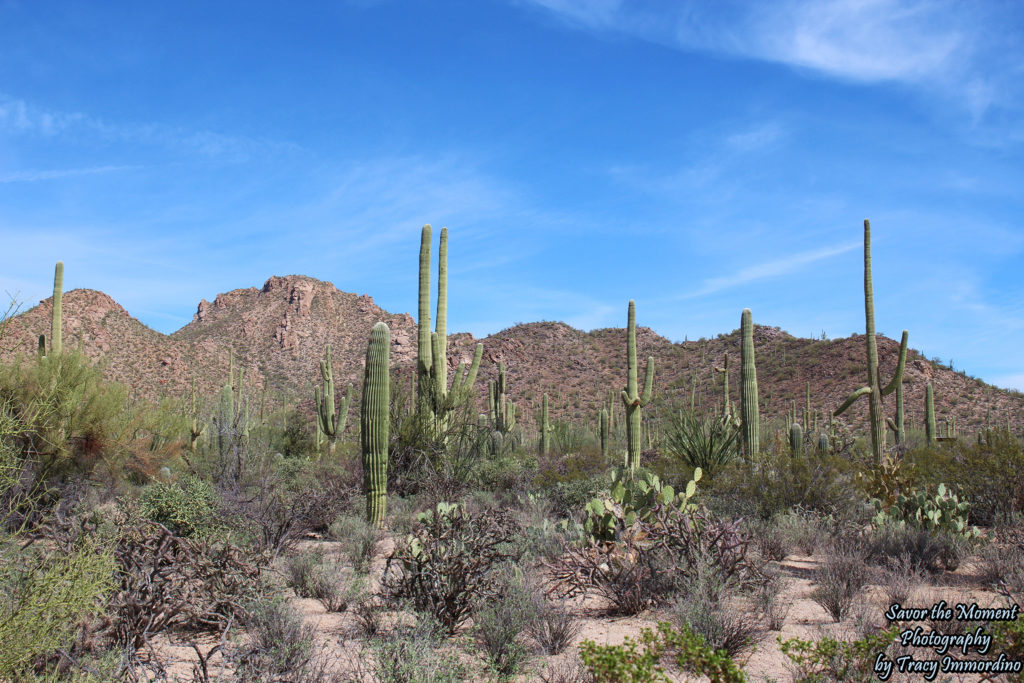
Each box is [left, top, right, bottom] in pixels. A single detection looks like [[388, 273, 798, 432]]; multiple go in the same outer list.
[[3, 275, 1021, 437]]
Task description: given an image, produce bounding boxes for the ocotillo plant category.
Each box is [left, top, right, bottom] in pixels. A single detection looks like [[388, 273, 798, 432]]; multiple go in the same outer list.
[[834, 220, 909, 465], [415, 225, 483, 432], [740, 309, 759, 459], [539, 393, 552, 455], [315, 344, 352, 456], [790, 422, 803, 458], [925, 383, 937, 445], [620, 300, 654, 472], [361, 322, 390, 527]]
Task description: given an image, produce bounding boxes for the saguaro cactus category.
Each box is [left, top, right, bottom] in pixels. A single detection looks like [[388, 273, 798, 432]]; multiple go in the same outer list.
[[886, 374, 906, 448], [713, 353, 734, 419], [740, 309, 759, 459], [188, 379, 205, 453], [315, 344, 352, 456], [362, 322, 390, 527], [51, 261, 63, 356], [599, 407, 609, 459], [415, 225, 483, 431], [925, 384, 936, 444], [488, 361, 516, 435], [790, 422, 803, 458], [620, 300, 654, 472], [833, 220, 909, 465], [539, 393, 552, 455]]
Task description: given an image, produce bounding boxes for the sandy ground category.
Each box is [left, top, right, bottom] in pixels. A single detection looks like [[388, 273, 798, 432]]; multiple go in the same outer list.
[[143, 537, 1012, 682]]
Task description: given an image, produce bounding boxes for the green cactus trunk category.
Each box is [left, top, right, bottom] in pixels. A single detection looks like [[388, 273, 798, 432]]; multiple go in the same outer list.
[[315, 344, 352, 457], [817, 431, 829, 454], [361, 322, 390, 528], [739, 308, 759, 459], [51, 261, 63, 356], [925, 383, 936, 444], [600, 407, 609, 459], [620, 300, 654, 472], [834, 220, 908, 465], [790, 422, 803, 458], [539, 393, 551, 456]]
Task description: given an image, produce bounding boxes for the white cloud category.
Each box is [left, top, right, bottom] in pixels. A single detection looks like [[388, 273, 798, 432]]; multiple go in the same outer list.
[[0, 165, 138, 183], [518, 0, 1021, 120], [682, 240, 860, 298]]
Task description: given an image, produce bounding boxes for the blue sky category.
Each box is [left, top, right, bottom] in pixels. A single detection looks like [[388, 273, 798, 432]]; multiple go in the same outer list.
[[1, 0, 1023, 390]]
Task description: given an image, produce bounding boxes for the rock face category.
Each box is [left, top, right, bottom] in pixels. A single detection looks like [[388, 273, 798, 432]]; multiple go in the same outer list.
[[1, 275, 1022, 437]]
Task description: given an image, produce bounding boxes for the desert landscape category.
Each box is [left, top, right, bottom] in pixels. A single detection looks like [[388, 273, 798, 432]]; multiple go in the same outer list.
[[1, 222, 1022, 682]]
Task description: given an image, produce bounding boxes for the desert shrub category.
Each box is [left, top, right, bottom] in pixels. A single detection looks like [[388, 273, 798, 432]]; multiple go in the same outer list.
[[579, 621, 747, 683], [380, 503, 523, 634], [473, 563, 534, 677], [327, 512, 380, 573], [0, 536, 115, 679], [139, 474, 217, 537], [370, 612, 468, 683], [706, 447, 861, 522], [527, 591, 581, 656], [811, 536, 870, 622], [748, 517, 788, 561], [669, 555, 762, 658], [779, 626, 901, 683], [880, 554, 925, 606], [55, 503, 266, 649], [217, 453, 357, 556], [285, 548, 323, 598], [978, 531, 1024, 595], [551, 506, 759, 616], [228, 597, 339, 682], [772, 507, 827, 556], [539, 475, 608, 520], [309, 558, 366, 613], [754, 570, 790, 632]]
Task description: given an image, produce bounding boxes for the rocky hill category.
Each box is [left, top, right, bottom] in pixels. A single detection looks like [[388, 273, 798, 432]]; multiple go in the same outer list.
[[3, 275, 1022, 438]]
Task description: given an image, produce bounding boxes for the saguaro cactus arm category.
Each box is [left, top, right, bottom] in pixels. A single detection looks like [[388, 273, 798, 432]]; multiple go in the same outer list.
[[879, 330, 909, 397], [834, 386, 872, 416]]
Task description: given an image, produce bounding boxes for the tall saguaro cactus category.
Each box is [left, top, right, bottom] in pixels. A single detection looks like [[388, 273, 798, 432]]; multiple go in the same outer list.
[[833, 220, 909, 465], [51, 261, 64, 356], [886, 376, 906, 448], [925, 383, 936, 444], [415, 225, 483, 431], [739, 308, 759, 459], [620, 300, 654, 472], [539, 393, 552, 455], [362, 322, 390, 527], [599, 407, 609, 459], [315, 344, 352, 456], [488, 362, 516, 435]]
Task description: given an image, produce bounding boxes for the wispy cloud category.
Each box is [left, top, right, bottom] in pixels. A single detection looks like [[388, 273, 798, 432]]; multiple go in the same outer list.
[[0, 165, 138, 183], [0, 94, 295, 162], [682, 240, 860, 298], [518, 0, 1022, 122]]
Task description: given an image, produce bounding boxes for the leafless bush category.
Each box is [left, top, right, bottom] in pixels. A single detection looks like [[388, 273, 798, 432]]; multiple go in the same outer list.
[[472, 563, 533, 677], [670, 556, 764, 658], [284, 548, 323, 598], [547, 505, 760, 616], [538, 657, 592, 683], [51, 507, 265, 649], [328, 513, 380, 573], [754, 570, 791, 631], [881, 554, 925, 606], [527, 592, 581, 655], [812, 535, 870, 622], [380, 504, 523, 634], [309, 560, 365, 613]]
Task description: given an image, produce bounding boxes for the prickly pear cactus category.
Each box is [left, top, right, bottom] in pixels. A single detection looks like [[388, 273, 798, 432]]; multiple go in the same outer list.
[[583, 467, 702, 541], [871, 483, 980, 538]]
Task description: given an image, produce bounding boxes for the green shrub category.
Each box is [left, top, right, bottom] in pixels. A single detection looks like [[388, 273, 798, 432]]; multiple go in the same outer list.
[[0, 536, 115, 678], [779, 626, 900, 683], [579, 621, 747, 682], [139, 474, 217, 537], [662, 409, 740, 479]]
